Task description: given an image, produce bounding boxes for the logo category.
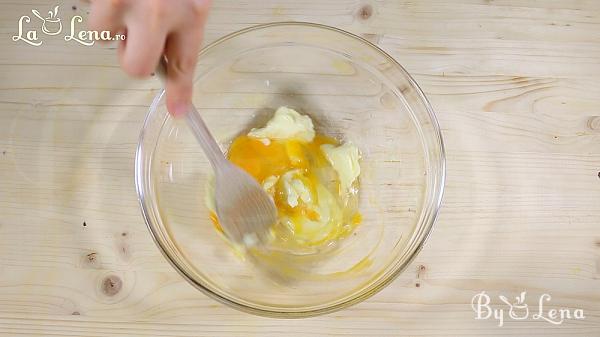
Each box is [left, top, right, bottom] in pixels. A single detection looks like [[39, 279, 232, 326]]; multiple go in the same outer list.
[[471, 291, 585, 327], [12, 5, 125, 46]]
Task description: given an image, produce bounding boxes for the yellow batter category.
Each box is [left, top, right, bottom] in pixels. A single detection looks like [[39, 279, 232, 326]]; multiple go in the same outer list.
[[207, 107, 361, 255]]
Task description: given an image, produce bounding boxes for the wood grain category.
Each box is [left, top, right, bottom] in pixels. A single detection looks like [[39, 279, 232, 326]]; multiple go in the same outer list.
[[1, 0, 600, 336]]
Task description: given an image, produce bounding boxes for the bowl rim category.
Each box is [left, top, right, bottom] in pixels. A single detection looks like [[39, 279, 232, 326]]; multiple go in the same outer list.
[[135, 21, 446, 318]]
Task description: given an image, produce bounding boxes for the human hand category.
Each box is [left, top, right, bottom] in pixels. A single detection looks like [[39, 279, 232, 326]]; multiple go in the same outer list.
[[88, 0, 211, 116]]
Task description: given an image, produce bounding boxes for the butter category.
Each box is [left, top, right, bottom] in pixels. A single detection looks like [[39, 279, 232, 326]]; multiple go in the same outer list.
[[262, 175, 279, 192], [280, 170, 312, 208], [321, 142, 361, 192], [248, 106, 315, 142], [290, 183, 342, 243]]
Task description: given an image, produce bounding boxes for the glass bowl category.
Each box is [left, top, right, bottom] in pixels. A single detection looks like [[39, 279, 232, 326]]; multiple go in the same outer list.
[[135, 22, 445, 317]]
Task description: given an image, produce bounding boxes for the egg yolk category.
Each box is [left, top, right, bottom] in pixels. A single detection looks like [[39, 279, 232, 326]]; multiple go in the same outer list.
[[227, 135, 333, 182]]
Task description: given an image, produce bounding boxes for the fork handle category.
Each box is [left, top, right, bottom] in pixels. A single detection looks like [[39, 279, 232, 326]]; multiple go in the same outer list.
[[184, 104, 228, 169], [156, 57, 227, 170]]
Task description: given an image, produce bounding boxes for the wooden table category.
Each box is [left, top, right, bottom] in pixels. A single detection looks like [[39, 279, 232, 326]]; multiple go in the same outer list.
[[1, 0, 599, 335]]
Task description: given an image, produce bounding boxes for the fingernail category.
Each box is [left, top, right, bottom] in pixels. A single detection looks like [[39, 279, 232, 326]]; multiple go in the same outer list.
[[170, 101, 189, 117]]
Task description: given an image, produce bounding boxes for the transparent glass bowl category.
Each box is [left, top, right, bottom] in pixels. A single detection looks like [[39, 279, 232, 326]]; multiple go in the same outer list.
[[135, 22, 445, 317]]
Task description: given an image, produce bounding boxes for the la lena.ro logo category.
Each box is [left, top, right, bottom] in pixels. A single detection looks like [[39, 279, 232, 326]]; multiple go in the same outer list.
[[12, 5, 125, 46], [472, 291, 585, 327]]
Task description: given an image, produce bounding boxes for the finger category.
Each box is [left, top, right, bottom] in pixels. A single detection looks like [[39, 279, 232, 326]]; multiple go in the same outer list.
[[163, 0, 210, 117], [163, 25, 205, 117], [87, 0, 125, 36], [118, 22, 167, 78]]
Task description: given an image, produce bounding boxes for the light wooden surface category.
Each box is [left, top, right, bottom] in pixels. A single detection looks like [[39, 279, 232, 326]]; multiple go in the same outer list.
[[1, 0, 600, 336]]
